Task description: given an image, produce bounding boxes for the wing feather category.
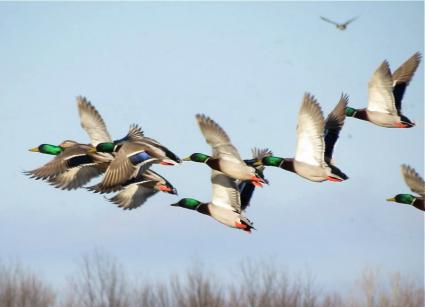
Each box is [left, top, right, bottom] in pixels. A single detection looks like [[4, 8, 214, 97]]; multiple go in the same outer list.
[[401, 165, 424, 197], [77, 96, 112, 145], [367, 61, 397, 114], [392, 52, 422, 112], [324, 94, 348, 162], [295, 93, 326, 166], [108, 180, 158, 210], [25, 146, 93, 180], [90, 143, 156, 193], [320, 16, 339, 25], [47, 165, 105, 190], [211, 170, 241, 213], [196, 114, 242, 161]]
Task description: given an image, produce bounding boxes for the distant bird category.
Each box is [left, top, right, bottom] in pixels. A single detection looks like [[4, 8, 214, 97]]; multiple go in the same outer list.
[[183, 114, 266, 187], [345, 52, 421, 128], [249, 93, 349, 182], [105, 169, 177, 210], [171, 148, 270, 233], [387, 165, 424, 211], [320, 16, 358, 30]]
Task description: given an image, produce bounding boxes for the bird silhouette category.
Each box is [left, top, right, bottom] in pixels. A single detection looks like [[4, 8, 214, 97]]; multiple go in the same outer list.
[[320, 16, 358, 31]]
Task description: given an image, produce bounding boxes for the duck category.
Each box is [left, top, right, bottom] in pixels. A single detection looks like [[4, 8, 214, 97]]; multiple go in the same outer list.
[[250, 93, 349, 182], [25, 96, 126, 190], [25, 140, 110, 190], [104, 169, 177, 210], [92, 131, 181, 193], [345, 52, 421, 128], [171, 147, 270, 233], [387, 165, 424, 211], [183, 114, 266, 187], [320, 16, 358, 31]]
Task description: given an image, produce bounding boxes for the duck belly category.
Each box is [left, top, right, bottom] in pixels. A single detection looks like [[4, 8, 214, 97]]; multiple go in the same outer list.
[[293, 161, 329, 182], [218, 159, 251, 181], [208, 205, 240, 228], [366, 111, 400, 127]]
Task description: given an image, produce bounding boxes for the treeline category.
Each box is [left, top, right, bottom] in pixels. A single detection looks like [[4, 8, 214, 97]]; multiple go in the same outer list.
[[0, 252, 423, 307]]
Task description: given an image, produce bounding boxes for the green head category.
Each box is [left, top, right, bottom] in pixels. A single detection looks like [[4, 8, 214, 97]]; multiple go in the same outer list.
[[345, 106, 357, 117], [29, 144, 64, 155], [171, 198, 202, 210], [95, 142, 116, 153], [183, 153, 210, 163], [261, 156, 285, 167], [387, 194, 416, 205]]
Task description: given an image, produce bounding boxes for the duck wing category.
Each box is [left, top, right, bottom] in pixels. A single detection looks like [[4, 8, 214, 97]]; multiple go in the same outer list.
[[367, 61, 398, 115], [113, 124, 145, 144], [211, 170, 241, 213], [47, 164, 107, 190], [77, 96, 112, 145], [343, 16, 358, 26], [392, 52, 422, 113], [324, 94, 348, 163], [295, 93, 326, 167], [91, 142, 157, 193], [25, 145, 95, 180], [320, 16, 339, 26], [196, 114, 243, 163], [401, 165, 425, 198], [108, 180, 158, 210]]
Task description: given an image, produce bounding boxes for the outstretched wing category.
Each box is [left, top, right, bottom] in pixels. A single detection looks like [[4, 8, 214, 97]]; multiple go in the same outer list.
[[367, 61, 398, 115], [211, 170, 241, 213], [196, 114, 243, 162], [108, 180, 158, 210], [114, 124, 145, 143], [401, 165, 424, 198], [25, 146, 95, 180], [320, 16, 339, 26], [295, 93, 326, 167], [90, 143, 156, 193], [392, 52, 422, 113], [343, 16, 358, 26], [324, 94, 348, 162], [47, 164, 106, 190], [77, 96, 112, 146]]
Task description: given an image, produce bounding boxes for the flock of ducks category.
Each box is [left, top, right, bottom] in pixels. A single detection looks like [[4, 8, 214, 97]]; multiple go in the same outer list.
[[26, 52, 424, 233]]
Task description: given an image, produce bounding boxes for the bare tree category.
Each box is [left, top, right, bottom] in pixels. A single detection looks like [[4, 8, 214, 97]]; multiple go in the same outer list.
[[2, 253, 423, 307], [170, 265, 225, 307], [0, 261, 55, 307], [64, 250, 130, 307]]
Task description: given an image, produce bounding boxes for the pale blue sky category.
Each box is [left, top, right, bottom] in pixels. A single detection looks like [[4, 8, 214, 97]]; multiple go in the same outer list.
[[0, 2, 423, 289]]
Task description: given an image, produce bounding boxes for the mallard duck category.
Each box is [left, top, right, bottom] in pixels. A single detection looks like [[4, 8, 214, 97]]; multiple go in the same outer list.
[[320, 16, 358, 31], [345, 52, 421, 128], [183, 114, 266, 187], [250, 93, 349, 182], [172, 147, 269, 232], [387, 165, 424, 211], [104, 169, 177, 210], [25, 96, 122, 190], [25, 140, 110, 190], [92, 125, 181, 192]]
